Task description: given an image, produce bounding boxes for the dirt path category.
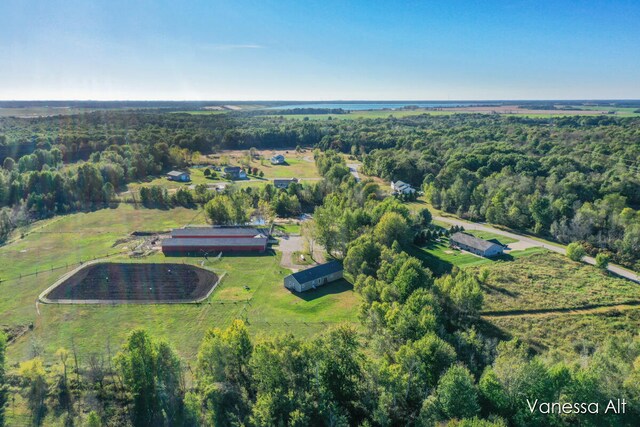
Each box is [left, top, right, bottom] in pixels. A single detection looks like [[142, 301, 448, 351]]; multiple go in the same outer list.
[[277, 234, 325, 271], [481, 300, 640, 318], [277, 235, 306, 272], [433, 215, 640, 284]]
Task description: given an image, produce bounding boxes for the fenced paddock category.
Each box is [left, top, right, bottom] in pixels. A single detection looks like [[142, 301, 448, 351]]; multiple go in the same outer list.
[[40, 262, 221, 304]]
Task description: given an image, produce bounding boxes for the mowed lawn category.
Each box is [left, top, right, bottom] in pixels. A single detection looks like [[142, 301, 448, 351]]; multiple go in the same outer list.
[[1, 205, 359, 364], [477, 252, 640, 313], [123, 167, 226, 192], [409, 238, 544, 276], [122, 152, 320, 194]]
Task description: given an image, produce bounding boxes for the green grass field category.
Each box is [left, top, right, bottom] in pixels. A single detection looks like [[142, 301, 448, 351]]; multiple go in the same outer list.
[[408, 238, 545, 276], [265, 107, 640, 120], [486, 309, 640, 356], [123, 167, 227, 192], [1, 205, 359, 364], [253, 157, 320, 179], [275, 223, 302, 235], [478, 252, 640, 313], [463, 230, 517, 245], [123, 154, 320, 195], [475, 252, 640, 356]]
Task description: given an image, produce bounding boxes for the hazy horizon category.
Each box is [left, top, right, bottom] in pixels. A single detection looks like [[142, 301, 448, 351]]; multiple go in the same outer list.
[[1, 99, 640, 103]]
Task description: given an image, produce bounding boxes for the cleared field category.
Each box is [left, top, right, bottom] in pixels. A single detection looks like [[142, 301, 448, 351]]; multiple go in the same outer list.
[[122, 150, 321, 195], [409, 239, 544, 276], [478, 252, 640, 313], [464, 230, 517, 245], [1, 205, 359, 364], [44, 263, 218, 302], [265, 105, 640, 120], [486, 309, 640, 356], [123, 167, 226, 192], [213, 149, 320, 179]]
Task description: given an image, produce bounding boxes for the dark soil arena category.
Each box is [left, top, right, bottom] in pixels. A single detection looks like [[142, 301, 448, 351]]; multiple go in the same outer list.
[[45, 263, 218, 302]]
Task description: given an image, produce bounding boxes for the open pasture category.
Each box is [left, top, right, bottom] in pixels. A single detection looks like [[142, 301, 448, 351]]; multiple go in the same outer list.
[[1, 204, 359, 364], [478, 252, 640, 314]]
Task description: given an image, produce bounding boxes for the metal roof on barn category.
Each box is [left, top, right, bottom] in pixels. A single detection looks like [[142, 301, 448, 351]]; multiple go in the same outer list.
[[171, 227, 261, 238], [162, 237, 267, 247], [288, 261, 343, 284]]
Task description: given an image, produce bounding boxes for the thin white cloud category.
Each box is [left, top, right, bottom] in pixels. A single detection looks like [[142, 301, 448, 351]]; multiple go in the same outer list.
[[207, 44, 264, 51]]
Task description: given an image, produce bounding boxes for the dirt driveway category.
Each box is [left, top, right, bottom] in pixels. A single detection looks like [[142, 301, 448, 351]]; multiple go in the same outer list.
[[277, 235, 324, 271]]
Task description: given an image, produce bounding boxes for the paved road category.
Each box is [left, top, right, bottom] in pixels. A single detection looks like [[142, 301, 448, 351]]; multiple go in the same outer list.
[[434, 215, 640, 284]]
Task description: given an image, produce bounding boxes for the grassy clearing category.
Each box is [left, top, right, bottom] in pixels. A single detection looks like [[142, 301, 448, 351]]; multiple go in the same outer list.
[[276, 223, 302, 235], [122, 150, 320, 194], [478, 252, 640, 313], [486, 309, 640, 356], [291, 251, 314, 266], [1, 205, 359, 364], [408, 239, 544, 276], [124, 167, 227, 192], [252, 157, 320, 179]]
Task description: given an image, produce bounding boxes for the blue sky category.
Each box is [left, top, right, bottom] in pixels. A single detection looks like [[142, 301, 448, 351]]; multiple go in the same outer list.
[[1, 0, 639, 100]]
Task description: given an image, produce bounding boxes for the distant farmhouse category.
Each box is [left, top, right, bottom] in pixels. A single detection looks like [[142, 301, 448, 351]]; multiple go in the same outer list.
[[450, 232, 504, 258], [284, 261, 344, 292], [223, 166, 247, 180], [391, 180, 415, 195], [166, 170, 191, 182], [162, 226, 267, 255], [271, 154, 285, 165], [273, 178, 298, 189]]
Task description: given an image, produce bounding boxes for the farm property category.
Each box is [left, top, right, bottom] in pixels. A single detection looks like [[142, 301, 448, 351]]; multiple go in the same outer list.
[[43, 263, 219, 303]]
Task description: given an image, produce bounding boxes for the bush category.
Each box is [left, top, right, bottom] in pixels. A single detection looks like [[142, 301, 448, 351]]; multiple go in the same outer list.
[[566, 242, 586, 262], [595, 253, 610, 270]]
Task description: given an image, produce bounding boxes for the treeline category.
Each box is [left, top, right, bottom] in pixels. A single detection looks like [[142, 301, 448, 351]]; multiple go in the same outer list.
[[251, 108, 348, 115], [3, 111, 640, 269]]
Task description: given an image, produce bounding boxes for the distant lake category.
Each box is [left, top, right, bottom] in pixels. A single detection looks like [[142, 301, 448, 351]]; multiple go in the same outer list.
[[266, 102, 499, 111]]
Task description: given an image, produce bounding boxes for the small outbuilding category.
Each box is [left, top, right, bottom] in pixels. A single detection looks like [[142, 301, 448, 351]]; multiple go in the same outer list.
[[449, 232, 504, 258], [167, 170, 191, 182], [284, 261, 343, 292]]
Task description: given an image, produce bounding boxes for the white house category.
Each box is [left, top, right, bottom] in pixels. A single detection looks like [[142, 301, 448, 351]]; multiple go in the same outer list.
[[271, 154, 285, 165], [391, 180, 415, 194]]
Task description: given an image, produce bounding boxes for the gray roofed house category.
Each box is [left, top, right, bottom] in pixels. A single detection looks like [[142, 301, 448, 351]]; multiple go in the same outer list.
[[223, 166, 247, 180], [284, 261, 344, 292], [166, 170, 191, 182], [449, 232, 504, 257], [273, 178, 298, 189]]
